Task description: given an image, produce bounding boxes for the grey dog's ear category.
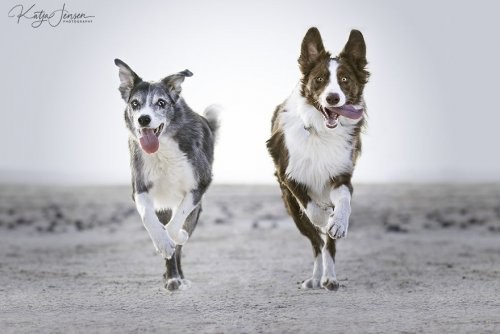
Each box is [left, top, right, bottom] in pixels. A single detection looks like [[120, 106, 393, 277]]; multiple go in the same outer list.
[[114, 58, 142, 101], [162, 69, 193, 99]]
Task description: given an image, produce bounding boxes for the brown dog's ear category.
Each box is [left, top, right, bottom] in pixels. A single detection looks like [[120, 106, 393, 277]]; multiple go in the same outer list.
[[114, 58, 142, 101], [339, 30, 367, 69], [298, 27, 326, 74], [162, 69, 193, 101]]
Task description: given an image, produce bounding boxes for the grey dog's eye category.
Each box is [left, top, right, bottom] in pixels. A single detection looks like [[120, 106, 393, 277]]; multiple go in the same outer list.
[[130, 100, 139, 109], [157, 99, 166, 108]]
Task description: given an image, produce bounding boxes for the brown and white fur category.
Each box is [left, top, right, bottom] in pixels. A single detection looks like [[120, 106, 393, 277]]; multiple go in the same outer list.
[[266, 27, 369, 290]]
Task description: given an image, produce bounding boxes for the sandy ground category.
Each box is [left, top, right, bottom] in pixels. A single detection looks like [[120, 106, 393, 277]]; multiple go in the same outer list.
[[0, 184, 499, 333]]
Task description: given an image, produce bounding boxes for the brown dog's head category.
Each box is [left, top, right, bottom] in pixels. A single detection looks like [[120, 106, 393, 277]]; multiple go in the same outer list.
[[298, 27, 369, 129]]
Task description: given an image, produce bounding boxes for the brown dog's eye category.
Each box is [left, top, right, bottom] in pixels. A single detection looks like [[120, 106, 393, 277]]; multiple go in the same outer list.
[[157, 99, 166, 108], [316, 77, 324, 83], [341, 77, 348, 82]]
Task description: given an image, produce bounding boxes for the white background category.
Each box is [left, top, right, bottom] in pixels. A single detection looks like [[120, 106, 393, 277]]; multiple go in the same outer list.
[[1, 0, 499, 185]]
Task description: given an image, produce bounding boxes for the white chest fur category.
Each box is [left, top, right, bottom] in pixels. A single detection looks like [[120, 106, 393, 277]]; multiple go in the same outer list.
[[280, 89, 354, 201], [141, 136, 196, 210]]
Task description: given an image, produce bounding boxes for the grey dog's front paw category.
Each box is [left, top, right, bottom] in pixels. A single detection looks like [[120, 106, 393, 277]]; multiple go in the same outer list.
[[164, 278, 182, 291], [153, 230, 176, 259], [164, 278, 191, 291]]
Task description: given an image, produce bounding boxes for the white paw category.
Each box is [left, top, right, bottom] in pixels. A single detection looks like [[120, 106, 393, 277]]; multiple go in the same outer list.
[[327, 215, 348, 239], [164, 278, 182, 291], [321, 276, 340, 291], [180, 279, 192, 289], [300, 277, 322, 289], [152, 230, 176, 259], [175, 229, 189, 245], [165, 226, 189, 245], [164, 278, 191, 291]]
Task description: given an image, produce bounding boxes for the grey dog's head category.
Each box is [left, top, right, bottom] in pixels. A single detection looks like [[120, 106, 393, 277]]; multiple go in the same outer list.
[[114, 58, 192, 154]]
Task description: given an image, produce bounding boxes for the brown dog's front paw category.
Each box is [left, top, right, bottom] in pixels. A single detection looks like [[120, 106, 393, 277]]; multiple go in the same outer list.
[[300, 277, 322, 289], [327, 216, 348, 239], [321, 276, 340, 291]]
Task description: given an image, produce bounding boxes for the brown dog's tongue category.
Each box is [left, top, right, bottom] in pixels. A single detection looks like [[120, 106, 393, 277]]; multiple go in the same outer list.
[[139, 129, 159, 154], [332, 105, 364, 119]]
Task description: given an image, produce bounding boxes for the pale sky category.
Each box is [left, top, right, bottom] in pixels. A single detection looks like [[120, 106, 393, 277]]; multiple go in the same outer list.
[[1, 0, 499, 185]]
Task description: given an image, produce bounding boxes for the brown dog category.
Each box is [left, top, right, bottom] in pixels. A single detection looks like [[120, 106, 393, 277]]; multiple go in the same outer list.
[[267, 27, 369, 290]]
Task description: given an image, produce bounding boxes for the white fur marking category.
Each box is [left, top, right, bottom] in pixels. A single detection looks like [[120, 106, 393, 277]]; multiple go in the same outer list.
[[301, 254, 323, 289], [305, 202, 332, 228], [133, 136, 198, 256], [134, 105, 166, 135], [134, 193, 175, 259], [327, 185, 352, 239], [321, 244, 337, 287], [318, 61, 346, 107], [165, 192, 197, 245], [281, 86, 354, 196], [312, 254, 323, 281], [142, 136, 197, 210]]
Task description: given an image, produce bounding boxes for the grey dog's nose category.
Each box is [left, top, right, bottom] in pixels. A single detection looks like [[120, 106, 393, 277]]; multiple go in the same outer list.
[[326, 93, 340, 106], [138, 115, 151, 126]]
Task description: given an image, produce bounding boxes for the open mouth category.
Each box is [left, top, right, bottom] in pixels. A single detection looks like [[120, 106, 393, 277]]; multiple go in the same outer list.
[[153, 123, 164, 136], [139, 123, 164, 138], [321, 105, 364, 129], [138, 123, 164, 154], [321, 108, 340, 128]]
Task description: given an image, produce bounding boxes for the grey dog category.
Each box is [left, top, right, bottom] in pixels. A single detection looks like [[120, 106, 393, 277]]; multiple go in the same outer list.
[[114, 59, 220, 290]]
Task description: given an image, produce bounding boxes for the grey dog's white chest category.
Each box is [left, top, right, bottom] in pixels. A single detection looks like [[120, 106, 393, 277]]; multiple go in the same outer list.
[[141, 137, 196, 210]]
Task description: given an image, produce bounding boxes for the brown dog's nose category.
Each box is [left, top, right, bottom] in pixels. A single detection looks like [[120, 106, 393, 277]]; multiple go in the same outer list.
[[326, 93, 340, 106]]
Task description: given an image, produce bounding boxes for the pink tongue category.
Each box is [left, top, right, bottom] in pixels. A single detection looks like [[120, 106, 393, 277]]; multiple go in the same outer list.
[[139, 129, 159, 154], [331, 105, 364, 119]]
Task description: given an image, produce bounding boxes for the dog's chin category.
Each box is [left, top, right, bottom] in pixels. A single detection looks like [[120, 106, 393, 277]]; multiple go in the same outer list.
[[137, 123, 164, 154]]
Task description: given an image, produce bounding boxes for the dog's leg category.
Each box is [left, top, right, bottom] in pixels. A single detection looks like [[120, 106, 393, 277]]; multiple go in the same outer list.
[[301, 253, 323, 289], [163, 205, 201, 290], [326, 184, 352, 239], [321, 236, 339, 290], [306, 201, 333, 228], [280, 186, 324, 289], [134, 192, 176, 259], [302, 202, 333, 288], [295, 212, 324, 289], [156, 210, 183, 290], [178, 204, 201, 277], [163, 245, 185, 291], [165, 192, 199, 245], [321, 184, 350, 290], [163, 247, 182, 291]]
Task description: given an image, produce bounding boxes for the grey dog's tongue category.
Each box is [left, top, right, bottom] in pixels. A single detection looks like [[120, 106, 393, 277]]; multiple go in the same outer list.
[[139, 129, 159, 154], [331, 105, 364, 119]]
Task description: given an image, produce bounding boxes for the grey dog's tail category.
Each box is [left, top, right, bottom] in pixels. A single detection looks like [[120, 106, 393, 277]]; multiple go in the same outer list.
[[204, 104, 222, 141]]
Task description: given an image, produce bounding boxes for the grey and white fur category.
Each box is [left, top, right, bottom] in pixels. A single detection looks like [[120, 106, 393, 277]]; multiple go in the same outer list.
[[114, 58, 220, 291]]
